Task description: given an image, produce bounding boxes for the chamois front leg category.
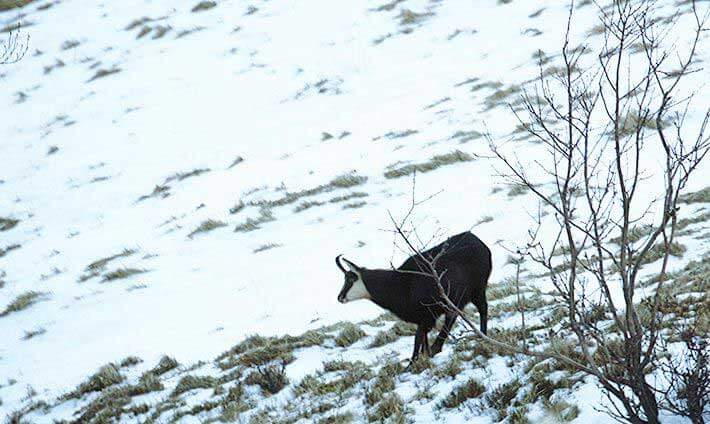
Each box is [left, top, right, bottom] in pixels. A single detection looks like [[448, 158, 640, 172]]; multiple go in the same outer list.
[[431, 313, 457, 356], [411, 326, 423, 361]]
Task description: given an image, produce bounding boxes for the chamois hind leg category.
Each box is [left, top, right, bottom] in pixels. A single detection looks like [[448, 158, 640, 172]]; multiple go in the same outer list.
[[431, 313, 457, 356], [421, 328, 431, 357], [411, 326, 423, 361], [474, 293, 488, 335]]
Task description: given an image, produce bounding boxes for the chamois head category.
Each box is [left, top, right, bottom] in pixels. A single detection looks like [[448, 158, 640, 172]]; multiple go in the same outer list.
[[335, 255, 370, 303]]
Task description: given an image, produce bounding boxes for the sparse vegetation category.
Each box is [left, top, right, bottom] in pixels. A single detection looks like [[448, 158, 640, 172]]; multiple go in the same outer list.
[[679, 186, 710, 204], [245, 362, 289, 395], [342, 201, 366, 209], [384, 150, 474, 179], [294, 200, 324, 212], [329, 192, 368, 203], [119, 356, 142, 368], [0, 217, 19, 231], [335, 322, 366, 347], [192, 1, 216, 12], [1, 291, 46, 317], [22, 328, 46, 340], [234, 207, 275, 232], [438, 377, 485, 409], [507, 183, 529, 197], [172, 375, 217, 396], [253, 243, 281, 253], [368, 392, 408, 422], [398, 9, 431, 26], [0, 0, 34, 12], [151, 355, 179, 375], [369, 330, 399, 348], [63, 364, 125, 400], [485, 379, 523, 420], [188, 219, 227, 238], [0, 243, 20, 258], [101, 267, 147, 283], [87, 67, 122, 83]]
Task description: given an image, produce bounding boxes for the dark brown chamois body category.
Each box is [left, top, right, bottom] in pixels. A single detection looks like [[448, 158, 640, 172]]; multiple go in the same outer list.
[[336, 231, 491, 360]]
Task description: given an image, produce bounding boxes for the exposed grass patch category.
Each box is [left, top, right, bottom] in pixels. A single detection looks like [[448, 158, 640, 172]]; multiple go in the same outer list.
[[334, 322, 367, 347], [398, 9, 432, 26], [227, 156, 244, 169], [247, 172, 367, 211], [87, 67, 122, 83], [192, 0, 216, 12], [543, 398, 580, 422], [61, 39, 80, 50], [63, 364, 125, 400], [245, 363, 289, 395], [384, 150, 474, 179], [119, 356, 142, 368], [73, 373, 164, 422], [294, 200, 324, 212], [375, 129, 418, 141], [676, 209, 710, 232], [253, 243, 281, 253], [217, 331, 324, 370], [296, 362, 371, 397], [485, 378, 523, 420], [0, 217, 20, 231], [342, 201, 367, 209], [22, 328, 46, 340], [638, 241, 686, 266], [610, 224, 655, 244], [508, 183, 530, 197], [369, 330, 400, 348], [372, 0, 405, 12], [151, 355, 179, 375], [1, 291, 46, 317], [172, 375, 217, 396], [188, 219, 227, 238], [438, 377, 485, 409], [329, 192, 368, 204], [368, 393, 408, 422], [450, 129, 484, 143], [234, 208, 275, 232], [101, 267, 147, 283], [318, 412, 354, 424], [137, 184, 170, 202], [679, 186, 710, 204], [407, 355, 433, 374], [166, 168, 210, 183], [483, 84, 522, 110], [0, 243, 20, 258], [176, 26, 205, 38], [79, 248, 138, 282], [0, 1, 34, 12], [614, 111, 668, 138], [365, 372, 396, 406], [433, 353, 463, 379], [229, 200, 245, 214], [475, 215, 494, 226]]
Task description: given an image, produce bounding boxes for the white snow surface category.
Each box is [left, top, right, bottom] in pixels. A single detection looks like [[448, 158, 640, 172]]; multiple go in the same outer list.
[[0, 0, 708, 421]]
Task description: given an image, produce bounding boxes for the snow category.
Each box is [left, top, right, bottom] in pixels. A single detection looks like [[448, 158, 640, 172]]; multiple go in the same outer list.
[[0, 0, 708, 422]]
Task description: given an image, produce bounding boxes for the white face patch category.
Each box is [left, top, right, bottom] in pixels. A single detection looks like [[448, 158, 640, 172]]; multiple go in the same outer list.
[[344, 275, 371, 302]]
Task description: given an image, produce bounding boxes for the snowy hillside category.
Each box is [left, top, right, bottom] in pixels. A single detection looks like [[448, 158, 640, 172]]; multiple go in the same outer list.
[[1, 0, 708, 422]]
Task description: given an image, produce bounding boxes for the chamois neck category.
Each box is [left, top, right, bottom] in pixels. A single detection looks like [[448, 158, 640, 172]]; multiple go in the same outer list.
[[360, 268, 410, 313]]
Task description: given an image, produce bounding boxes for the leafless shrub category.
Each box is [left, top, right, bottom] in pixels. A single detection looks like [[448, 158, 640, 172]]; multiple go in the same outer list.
[[1, 25, 28, 65], [386, 1, 709, 423]]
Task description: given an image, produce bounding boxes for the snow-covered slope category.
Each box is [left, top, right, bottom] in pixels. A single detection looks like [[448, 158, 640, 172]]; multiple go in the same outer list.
[[0, 0, 708, 422]]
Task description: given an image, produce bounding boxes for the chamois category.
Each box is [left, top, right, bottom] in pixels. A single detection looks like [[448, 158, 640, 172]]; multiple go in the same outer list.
[[336, 231, 491, 360]]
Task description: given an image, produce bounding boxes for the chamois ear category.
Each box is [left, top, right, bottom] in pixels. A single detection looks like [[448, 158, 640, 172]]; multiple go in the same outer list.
[[341, 257, 361, 273], [335, 255, 348, 274]]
